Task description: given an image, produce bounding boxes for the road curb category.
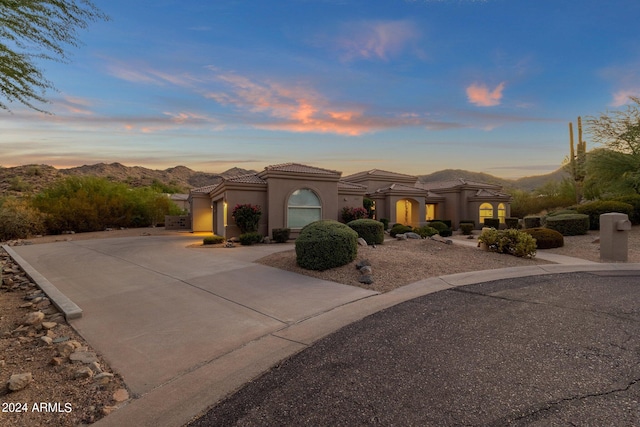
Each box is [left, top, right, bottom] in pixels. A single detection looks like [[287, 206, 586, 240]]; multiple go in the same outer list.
[[2, 244, 83, 320]]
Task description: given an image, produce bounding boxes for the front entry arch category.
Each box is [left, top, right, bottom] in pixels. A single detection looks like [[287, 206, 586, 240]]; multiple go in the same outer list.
[[396, 198, 419, 227]]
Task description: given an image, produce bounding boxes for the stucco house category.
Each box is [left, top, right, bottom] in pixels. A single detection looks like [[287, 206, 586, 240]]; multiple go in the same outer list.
[[188, 163, 511, 239]]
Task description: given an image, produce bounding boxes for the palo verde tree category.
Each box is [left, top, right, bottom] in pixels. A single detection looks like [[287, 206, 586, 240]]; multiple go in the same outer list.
[[585, 97, 640, 197], [0, 0, 108, 112]]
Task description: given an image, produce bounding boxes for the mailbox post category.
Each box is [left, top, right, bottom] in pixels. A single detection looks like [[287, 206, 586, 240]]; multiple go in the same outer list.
[[600, 212, 632, 262]]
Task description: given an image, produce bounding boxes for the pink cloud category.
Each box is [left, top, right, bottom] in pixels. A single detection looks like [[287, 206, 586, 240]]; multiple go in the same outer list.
[[466, 82, 506, 107], [611, 89, 640, 107]]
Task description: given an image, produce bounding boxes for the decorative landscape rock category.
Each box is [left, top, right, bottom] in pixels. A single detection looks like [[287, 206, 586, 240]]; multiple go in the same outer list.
[[74, 367, 94, 379], [405, 232, 421, 239], [113, 388, 129, 402], [22, 311, 45, 325], [357, 237, 368, 247], [358, 275, 374, 284], [359, 265, 372, 275], [396, 234, 407, 240], [355, 259, 371, 269], [8, 372, 33, 391], [70, 351, 99, 364]]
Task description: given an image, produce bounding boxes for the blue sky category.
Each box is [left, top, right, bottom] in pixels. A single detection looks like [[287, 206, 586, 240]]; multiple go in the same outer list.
[[2, 0, 639, 178]]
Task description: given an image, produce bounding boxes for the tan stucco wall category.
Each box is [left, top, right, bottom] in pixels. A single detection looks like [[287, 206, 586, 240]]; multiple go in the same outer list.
[[338, 193, 364, 219], [266, 177, 339, 238], [190, 195, 213, 232]]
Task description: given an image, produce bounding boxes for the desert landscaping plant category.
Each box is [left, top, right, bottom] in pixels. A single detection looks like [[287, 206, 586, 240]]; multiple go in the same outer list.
[[347, 219, 384, 245], [575, 200, 633, 230], [478, 228, 536, 258], [295, 220, 358, 271], [232, 204, 262, 233], [340, 206, 368, 223], [413, 225, 438, 238], [239, 232, 263, 246], [0, 198, 46, 240], [544, 214, 590, 236], [203, 235, 225, 245], [459, 223, 474, 235], [390, 224, 412, 237], [521, 228, 564, 249], [272, 228, 290, 243]]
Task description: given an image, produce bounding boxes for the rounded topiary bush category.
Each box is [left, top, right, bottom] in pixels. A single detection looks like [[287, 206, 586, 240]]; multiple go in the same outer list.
[[459, 223, 474, 235], [611, 195, 640, 224], [427, 221, 448, 233], [413, 225, 438, 238], [544, 214, 589, 236], [390, 224, 412, 237], [523, 216, 542, 229], [576, 200, 633, 230], [521, 228, 564, 249], [203, 235, 225, 245], [347, 219, 384, 245], [295, 220, 358, 271]]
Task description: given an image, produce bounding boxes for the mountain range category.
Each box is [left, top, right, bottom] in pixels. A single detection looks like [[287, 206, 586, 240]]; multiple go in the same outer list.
[[0, 162, 568, 197]]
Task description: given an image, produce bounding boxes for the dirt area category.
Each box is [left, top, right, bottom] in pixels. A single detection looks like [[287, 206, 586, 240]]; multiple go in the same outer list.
[[1, 225, 638, 426]]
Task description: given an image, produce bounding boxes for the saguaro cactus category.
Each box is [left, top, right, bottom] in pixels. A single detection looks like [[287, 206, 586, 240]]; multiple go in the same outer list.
[[568, 116, 587, 202]]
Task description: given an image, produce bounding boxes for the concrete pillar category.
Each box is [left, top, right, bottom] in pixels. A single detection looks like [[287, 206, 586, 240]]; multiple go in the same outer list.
[[600, 212, 632, 262]]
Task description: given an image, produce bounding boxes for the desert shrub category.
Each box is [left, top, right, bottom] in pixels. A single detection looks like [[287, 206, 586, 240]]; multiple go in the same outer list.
[[340, 206, 368, 223], [203, 235, 225, 245], [544, 214, 590, 236], [610, 195, 640, 225], [232, 204, 262, 233], [0, 198, 46, 240], [521, 228, 564, 249], [547, 209, 578, 217], [459, 223, 474, 235], [363, 197, 375, 218], [413, 225, 438, 238], [272, 228, 290, 243], [479, 228, 536, 258], [575, 200, 633, 230], [347, 219, 384, 245], [239, 232, 263, 246], [483, 218, 500, 229], [439, 229, 453, 237], [427, 221, 448, 233], [505, 218, 519, 229], [432, 219, 452, 229], [295, 220, 358, 271], [523, 216, 542, 229], [459, 220, 475, 227], [390, 224, 412, 237], [379, 218, 389, 230]]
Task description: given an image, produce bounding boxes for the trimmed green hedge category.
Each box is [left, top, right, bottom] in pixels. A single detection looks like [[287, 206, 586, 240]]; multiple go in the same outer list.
[[347, 219, 384, 245], [575, 200, 633, 230], [427, 221, 449, 233], [432, 219, 452, 228], [203, 235, 225, 245], [413, 225, 438, 238], [524, 216, 542, 229], [390, 224, 412, 237], [521, 228, 564, 249], [459, 223, 474, 235], [272, 228, 290, 243], [611, 195, 640, 224], [483, 218, 500, 229], [379, 218, 390, 230], [239, 232, 263, 246], [544, 214, 589, 236], [505, 218, 519, 229], [295, 220, 358, 271]]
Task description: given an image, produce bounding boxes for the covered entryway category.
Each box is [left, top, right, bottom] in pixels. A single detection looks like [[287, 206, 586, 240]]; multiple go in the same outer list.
[[396, 198, 420, 227]]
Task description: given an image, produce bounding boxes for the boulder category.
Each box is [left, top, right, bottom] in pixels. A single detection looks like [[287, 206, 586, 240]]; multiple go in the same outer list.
[[359, 265, 372, 275], [22, 311, 45, 326], [405, 232, 421, 239], [357, 237, 368, 247], [8, 373, 32, 391], [355, 259, 371, 269], [358, 275, 374, 285], [396, 234, 407, 240]]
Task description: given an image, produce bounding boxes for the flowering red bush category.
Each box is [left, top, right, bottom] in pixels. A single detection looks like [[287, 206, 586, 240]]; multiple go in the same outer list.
[[340, 206, 368, 223], [232, 204, 262, 233]]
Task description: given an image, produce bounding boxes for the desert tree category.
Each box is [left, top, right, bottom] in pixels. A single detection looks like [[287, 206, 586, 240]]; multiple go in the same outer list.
[[585, 97, 640, 196], [0, 0, 107, 112]]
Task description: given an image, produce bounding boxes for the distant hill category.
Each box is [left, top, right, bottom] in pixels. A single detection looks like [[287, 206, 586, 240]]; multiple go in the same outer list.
[[0, 163, 256, 197], [0, 162, 569, 198], [418, 168, 570, 192]]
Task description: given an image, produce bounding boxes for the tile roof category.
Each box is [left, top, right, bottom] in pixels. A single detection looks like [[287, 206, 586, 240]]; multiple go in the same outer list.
[[337, 181, 368, 190], [418, 178, 501, 190], [225, 173, 267, 184], [342, 169, 417, 181], [372, 183, 427, 194], [264, 162, 341, 175], [190, 183, 220, 194]]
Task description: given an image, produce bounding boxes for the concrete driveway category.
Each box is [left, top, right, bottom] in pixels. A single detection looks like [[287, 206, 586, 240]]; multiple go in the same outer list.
[[9, 235, 376, 400]]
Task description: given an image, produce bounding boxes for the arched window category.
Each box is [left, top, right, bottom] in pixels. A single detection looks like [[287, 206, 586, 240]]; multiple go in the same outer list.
[[498, 203, 506, 223], [288, 189, 321, 228], [479, 203, 494, 224]]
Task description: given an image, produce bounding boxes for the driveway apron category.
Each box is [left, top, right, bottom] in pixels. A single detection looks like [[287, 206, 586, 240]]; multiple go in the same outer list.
[[10, 235, 377, 396]]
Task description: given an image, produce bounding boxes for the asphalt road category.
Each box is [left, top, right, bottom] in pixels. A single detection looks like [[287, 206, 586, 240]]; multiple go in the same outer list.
[[189, 271, 640, 426]]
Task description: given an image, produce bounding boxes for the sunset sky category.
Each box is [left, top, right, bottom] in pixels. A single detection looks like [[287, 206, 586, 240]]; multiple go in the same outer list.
[[2, 0, 639, 178]]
